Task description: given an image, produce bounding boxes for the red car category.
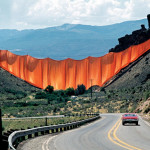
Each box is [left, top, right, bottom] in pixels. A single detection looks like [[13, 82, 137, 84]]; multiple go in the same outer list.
[[122, 113, 139, 125]]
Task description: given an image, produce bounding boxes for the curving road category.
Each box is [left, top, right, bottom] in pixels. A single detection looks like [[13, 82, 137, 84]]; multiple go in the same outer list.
[[19, 114, 150, 150]]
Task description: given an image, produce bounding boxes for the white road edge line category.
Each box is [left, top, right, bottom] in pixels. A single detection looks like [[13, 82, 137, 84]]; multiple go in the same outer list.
[[46, 136, 56, 150], [42, 139, 47, 150], [45, 116, 105, 150]]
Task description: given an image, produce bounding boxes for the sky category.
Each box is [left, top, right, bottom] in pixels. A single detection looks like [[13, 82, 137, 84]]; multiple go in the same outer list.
[[0, 0, 150, 30]]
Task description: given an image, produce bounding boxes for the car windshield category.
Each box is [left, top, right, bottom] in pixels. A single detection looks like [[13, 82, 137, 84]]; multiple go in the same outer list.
[[124, 114, 136, 117]]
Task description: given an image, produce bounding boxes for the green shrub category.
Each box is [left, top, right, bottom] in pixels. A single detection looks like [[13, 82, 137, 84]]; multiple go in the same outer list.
[[55, 90, 65, 96], [65, 87, 75, 96], [35, 92, 47, 99], [56, 96, 62, 103], [144, 107, 150, 113], [26, 101, 39, 106], [107, 94, 111, 98], [100, 87, 106, 94], [14, 102, 27, 107], [45, 85, 54, 94], [5, 88, 27, 98], [144, 91, 150, 101], [47, 94, 57, 104], [6, 95, 16, 100], [53, 106, 60, 113]]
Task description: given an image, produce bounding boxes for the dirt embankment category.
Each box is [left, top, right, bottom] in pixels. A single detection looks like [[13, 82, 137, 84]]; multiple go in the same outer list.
[[137, 98, 150, 122]]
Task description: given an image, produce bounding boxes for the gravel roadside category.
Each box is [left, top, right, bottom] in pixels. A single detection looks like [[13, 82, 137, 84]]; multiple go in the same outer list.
[[17, 134, 54, 150]]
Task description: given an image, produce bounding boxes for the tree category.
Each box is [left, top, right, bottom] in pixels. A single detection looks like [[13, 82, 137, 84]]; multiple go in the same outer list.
[[100, 87, 106, 94], [65, 87, 75, 96], [75, 84, 86, 95], [45, 85, 54, 94]]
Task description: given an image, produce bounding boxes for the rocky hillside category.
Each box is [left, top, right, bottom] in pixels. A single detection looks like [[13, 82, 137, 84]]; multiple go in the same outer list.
[[136, 97, 150, 121], [105, 50, 150, 89]]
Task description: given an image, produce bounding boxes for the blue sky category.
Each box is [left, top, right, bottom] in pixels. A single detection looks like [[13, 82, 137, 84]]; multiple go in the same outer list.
[[0, 0, 150, 30]]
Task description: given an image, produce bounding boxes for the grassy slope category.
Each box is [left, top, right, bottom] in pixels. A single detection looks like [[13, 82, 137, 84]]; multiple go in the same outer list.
[[0, 67, 41, 117], [0, 67, 40, 100]]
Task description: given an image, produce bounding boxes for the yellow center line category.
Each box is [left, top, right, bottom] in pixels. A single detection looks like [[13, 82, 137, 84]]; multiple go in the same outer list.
[[108, 118, 133, 150], [108, 117, 142, 150], [113, 120, 142, 150]]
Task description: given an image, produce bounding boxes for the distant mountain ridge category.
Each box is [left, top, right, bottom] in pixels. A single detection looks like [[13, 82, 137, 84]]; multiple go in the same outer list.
[[0, 18, 148, 60]]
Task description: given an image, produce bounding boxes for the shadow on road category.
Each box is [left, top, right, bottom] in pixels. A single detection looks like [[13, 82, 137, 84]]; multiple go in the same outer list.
[[122, 124, 140, 126]]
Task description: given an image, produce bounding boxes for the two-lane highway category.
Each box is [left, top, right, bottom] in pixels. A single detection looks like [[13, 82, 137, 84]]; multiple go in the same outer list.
[[19, 114, 150, 150]]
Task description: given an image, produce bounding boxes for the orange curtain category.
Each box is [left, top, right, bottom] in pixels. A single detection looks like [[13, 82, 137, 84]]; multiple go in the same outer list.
[[0, 39, 150, 90]]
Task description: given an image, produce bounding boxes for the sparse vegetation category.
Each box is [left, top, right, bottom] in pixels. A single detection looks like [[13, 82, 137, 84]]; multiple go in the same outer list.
[[1, 84, 88, 118], [144, 107, 150, 113], [2, 115, 93, 132]]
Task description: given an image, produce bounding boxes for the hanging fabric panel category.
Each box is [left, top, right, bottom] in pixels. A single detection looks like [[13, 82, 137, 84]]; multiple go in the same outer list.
[[0, 39, 150, 90]]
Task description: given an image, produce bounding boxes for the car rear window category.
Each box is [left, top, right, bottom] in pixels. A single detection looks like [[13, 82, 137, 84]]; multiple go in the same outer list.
[[124, 114, 136, 117]]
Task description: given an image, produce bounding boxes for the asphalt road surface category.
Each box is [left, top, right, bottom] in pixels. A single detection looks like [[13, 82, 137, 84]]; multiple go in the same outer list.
[[19, 114, 150, 150]]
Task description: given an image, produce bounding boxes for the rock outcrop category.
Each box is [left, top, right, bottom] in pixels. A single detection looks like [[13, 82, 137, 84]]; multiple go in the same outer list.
[[109, 14, 150, 53]]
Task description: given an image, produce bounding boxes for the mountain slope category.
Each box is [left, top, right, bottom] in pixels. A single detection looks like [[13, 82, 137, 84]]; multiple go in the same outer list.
[[0, 19, 148, 60], [0, 68, 39, 101], [105, 50, 150, 89]]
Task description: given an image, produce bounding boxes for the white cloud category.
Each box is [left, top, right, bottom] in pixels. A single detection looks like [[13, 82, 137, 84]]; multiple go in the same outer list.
[[0, 0, 150, 29], [107, 0, 133, 24]]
